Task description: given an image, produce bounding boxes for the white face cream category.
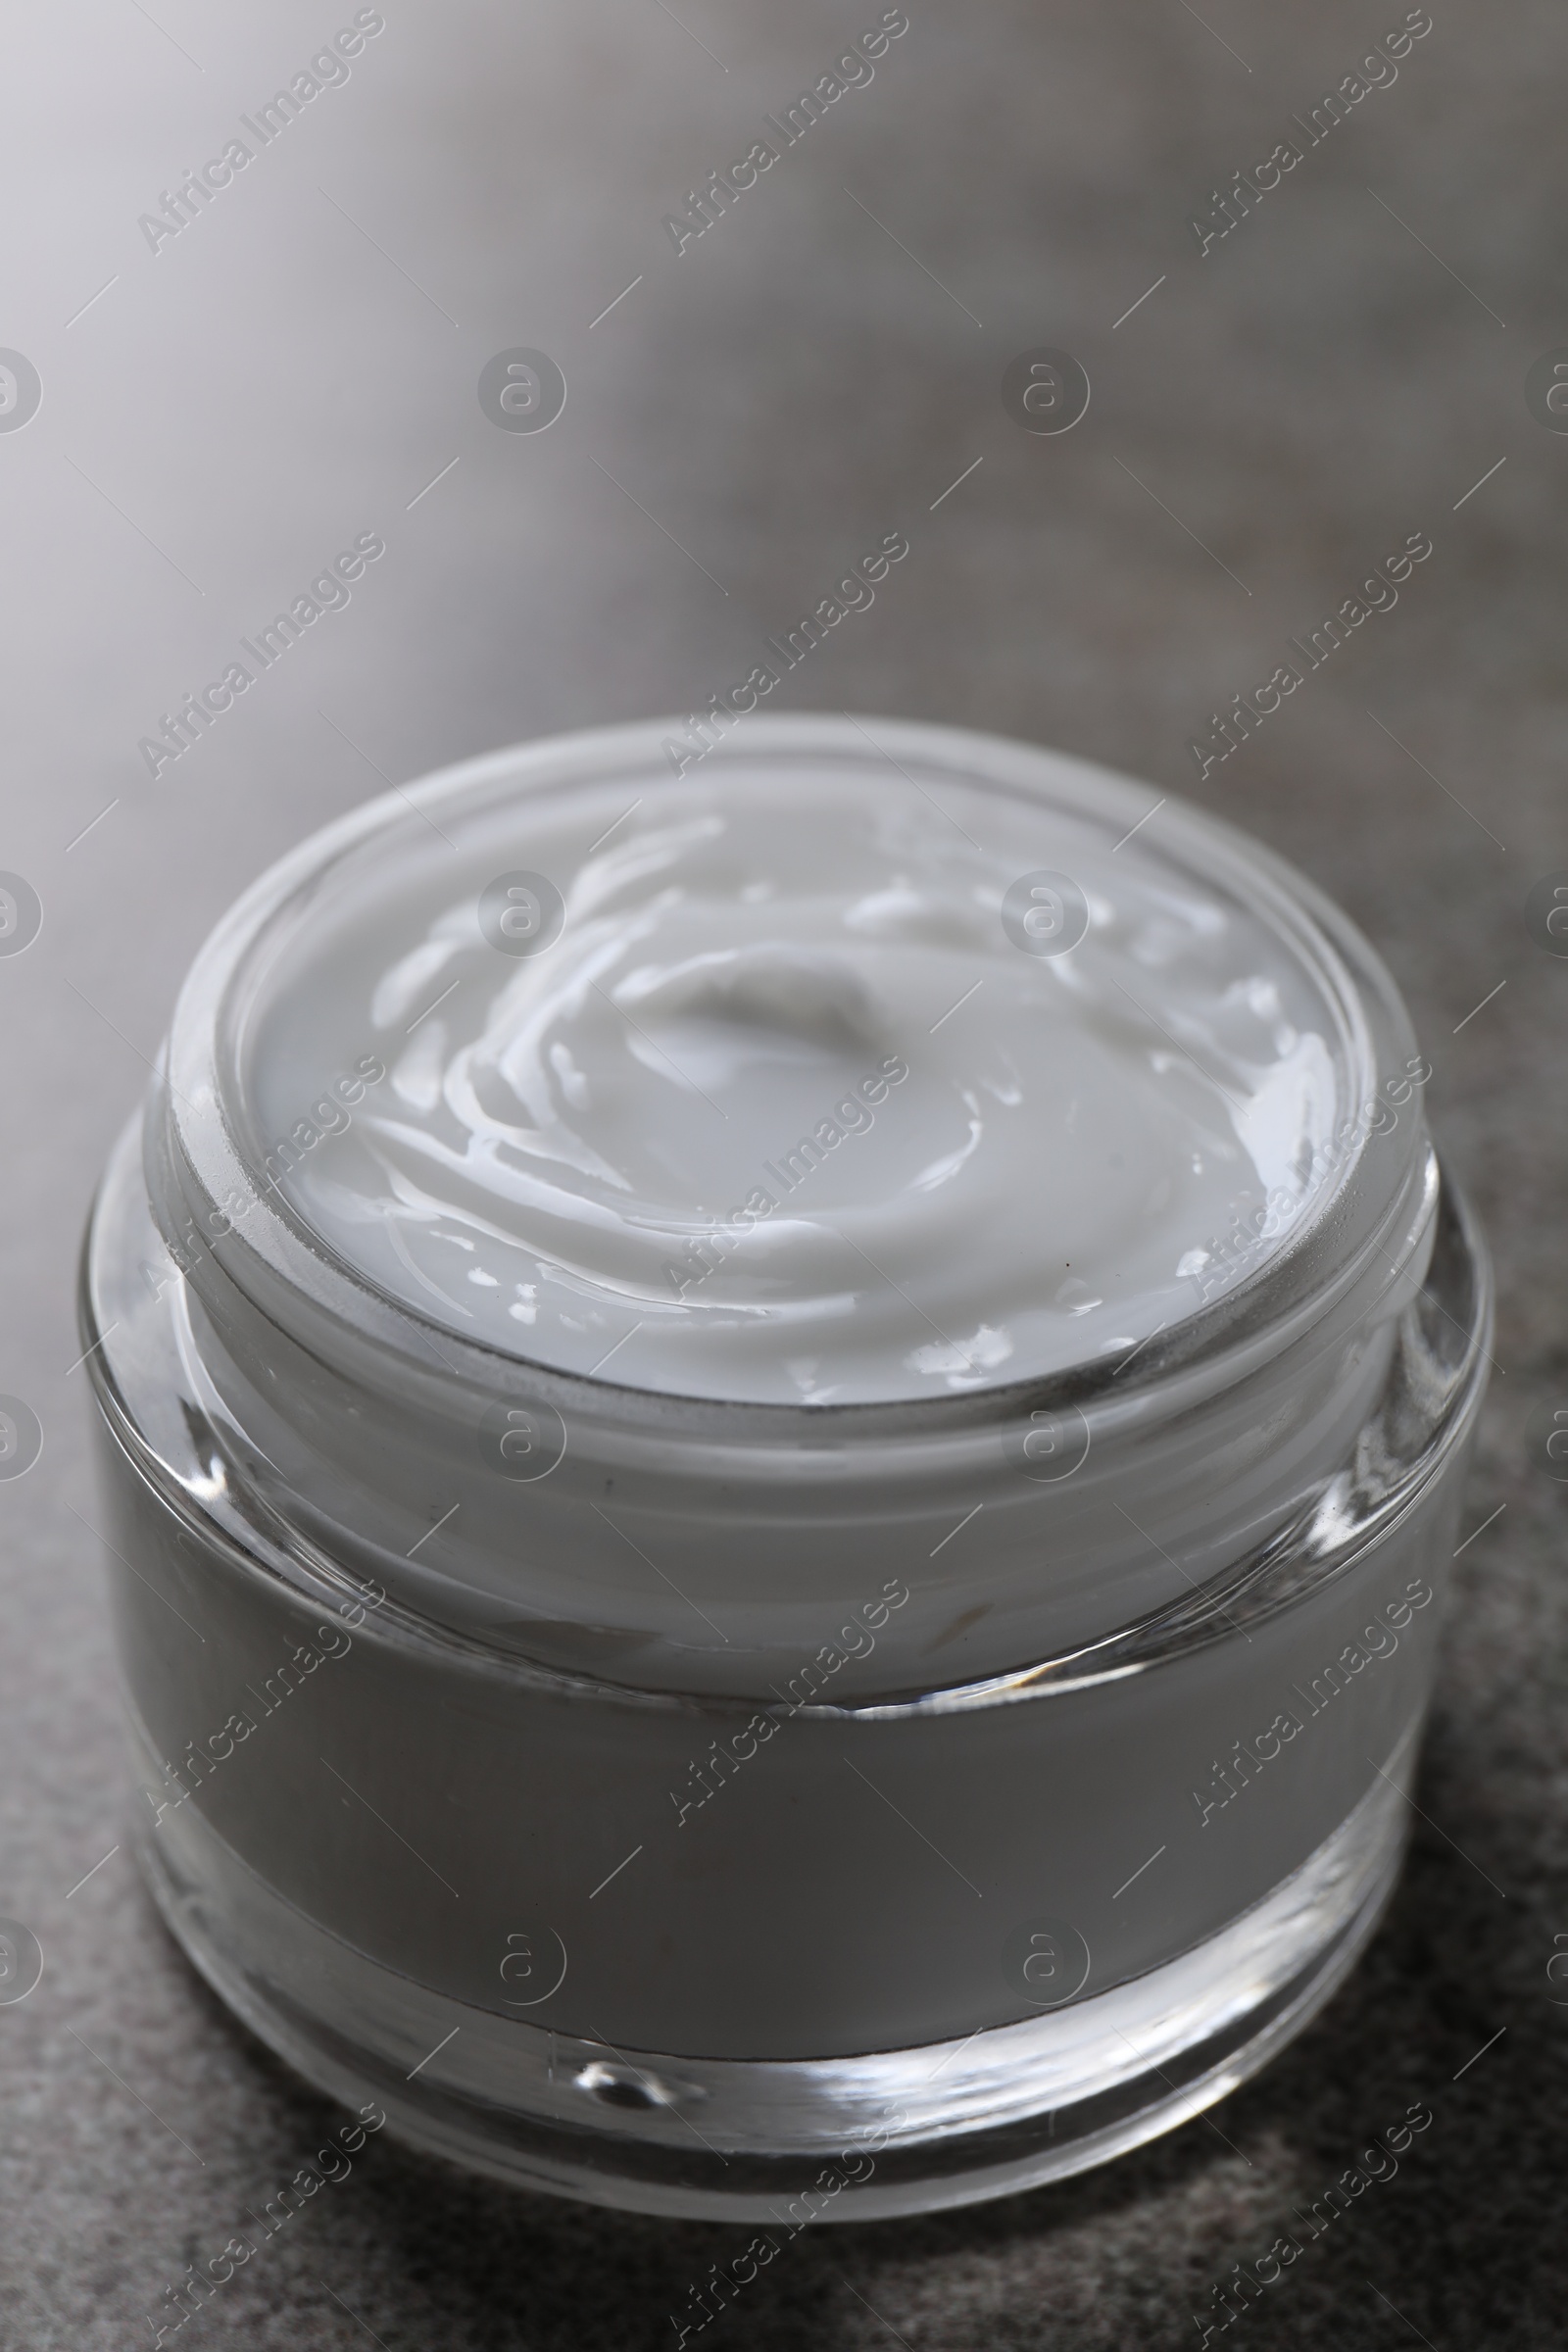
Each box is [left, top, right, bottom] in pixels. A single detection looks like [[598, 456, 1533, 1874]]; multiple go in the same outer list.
[[242, 757, 1348, 1402], [85, 716, 1489, 2222]]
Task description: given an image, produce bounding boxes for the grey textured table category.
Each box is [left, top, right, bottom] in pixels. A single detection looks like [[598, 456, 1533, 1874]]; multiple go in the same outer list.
[[1, 1, 1562, 2344]]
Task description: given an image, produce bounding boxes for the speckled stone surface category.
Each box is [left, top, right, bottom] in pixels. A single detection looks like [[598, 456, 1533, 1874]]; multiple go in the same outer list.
[[1, 1, 1563, 2344]]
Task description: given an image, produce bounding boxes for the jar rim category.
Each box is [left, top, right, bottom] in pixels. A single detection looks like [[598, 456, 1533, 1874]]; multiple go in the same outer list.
[[158, 712, 1419, 1440]]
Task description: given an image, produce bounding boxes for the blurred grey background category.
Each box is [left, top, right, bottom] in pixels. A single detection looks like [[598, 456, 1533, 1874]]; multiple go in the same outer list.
[[1, 1, 1564, 2345]]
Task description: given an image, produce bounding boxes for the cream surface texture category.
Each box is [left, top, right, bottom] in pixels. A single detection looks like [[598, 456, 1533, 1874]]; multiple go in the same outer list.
[[242, 762, 1345, 1402]]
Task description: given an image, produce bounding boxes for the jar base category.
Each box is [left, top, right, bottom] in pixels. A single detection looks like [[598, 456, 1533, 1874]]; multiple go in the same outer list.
[[127, 1714, 1415, 2222]]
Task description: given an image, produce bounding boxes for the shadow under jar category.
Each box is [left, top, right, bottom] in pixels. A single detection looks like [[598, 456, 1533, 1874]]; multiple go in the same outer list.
[[80, 714, 1490, 2221]]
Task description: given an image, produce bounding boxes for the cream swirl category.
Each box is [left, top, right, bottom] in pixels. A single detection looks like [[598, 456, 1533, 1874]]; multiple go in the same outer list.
[[242, 747, 1346, 1401]]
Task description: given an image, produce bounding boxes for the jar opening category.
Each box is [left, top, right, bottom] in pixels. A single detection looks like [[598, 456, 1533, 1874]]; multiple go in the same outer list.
[[175, 716, 1391, 1416]]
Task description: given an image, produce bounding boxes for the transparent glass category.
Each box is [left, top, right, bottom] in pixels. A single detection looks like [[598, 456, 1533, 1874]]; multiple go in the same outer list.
[[80, 716, 1491, 2219]]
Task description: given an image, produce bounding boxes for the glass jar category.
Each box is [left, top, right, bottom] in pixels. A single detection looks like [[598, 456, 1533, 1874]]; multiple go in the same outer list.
[[80, 714, 1490, 2221]]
